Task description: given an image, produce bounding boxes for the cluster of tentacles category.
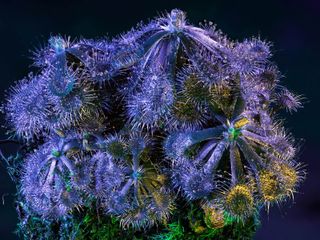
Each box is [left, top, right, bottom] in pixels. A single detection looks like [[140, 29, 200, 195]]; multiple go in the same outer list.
[[3, 9, 304, 231]]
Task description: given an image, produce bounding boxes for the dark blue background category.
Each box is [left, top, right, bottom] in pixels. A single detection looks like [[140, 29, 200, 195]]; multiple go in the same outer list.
[[0, 0, 319, 239]]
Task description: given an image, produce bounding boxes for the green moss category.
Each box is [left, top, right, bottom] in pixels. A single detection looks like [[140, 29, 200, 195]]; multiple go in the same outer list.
[[151, 222, 184, 240], [16, 198, 259, 240]]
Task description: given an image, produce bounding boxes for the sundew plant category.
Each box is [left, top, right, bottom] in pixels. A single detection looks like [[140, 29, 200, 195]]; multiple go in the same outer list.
[[1, 9, 305, 239]]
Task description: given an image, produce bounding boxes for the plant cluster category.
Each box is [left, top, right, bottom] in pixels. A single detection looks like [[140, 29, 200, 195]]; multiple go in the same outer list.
[[2, 9, 304, 239]]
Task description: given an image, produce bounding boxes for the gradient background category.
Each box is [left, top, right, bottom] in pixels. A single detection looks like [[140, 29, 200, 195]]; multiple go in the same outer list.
[[0, 0, 319, 239]]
